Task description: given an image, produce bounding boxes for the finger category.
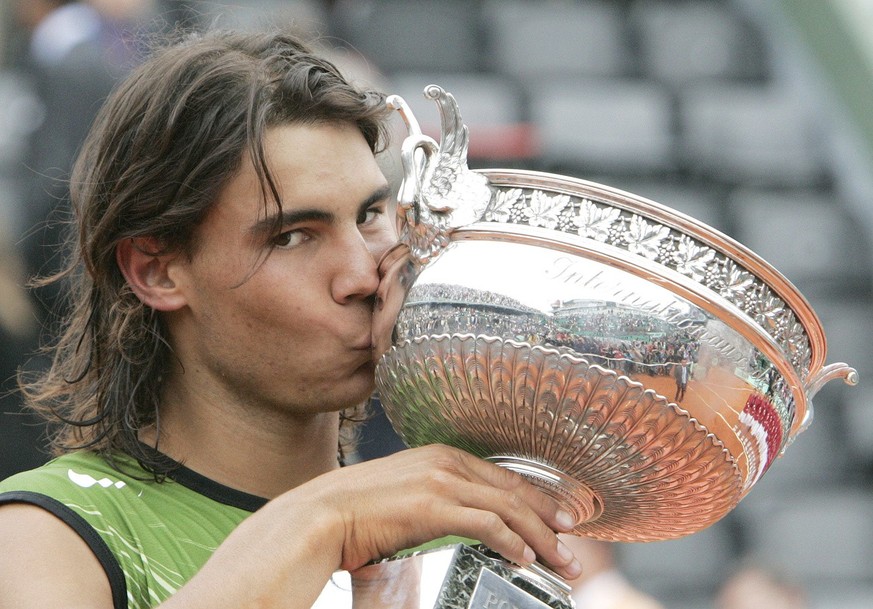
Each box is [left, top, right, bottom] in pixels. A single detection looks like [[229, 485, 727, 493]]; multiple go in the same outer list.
[[387, 446, 582, 576], [549, 537, 584, 580], [432, 502, 537, 567], [444, 450, 579, 533], [440, 478, 583, 580]]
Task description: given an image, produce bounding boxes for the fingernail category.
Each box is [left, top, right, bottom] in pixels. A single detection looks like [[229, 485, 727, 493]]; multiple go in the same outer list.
[[523, 545, 536, 564], [556, 540, 583, 578], [565, 558, 583, 579], [555, 510, 576, 531], [556, 539, 575, 563]]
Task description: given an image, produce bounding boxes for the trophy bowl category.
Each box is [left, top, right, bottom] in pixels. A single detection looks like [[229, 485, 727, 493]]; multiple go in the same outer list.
[[372, 85, 858, 543]]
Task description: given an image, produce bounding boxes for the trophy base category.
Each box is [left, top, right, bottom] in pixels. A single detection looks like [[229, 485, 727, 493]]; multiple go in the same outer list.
[[314, 543, 575, 608]]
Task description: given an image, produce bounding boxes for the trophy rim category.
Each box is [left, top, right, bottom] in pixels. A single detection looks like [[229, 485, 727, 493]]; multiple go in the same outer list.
[[476, 167, 827, 377]]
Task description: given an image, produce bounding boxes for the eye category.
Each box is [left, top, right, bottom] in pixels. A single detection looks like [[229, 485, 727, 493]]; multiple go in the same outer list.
[[272, 228, 309, 250], [358, 205, 384, 225]]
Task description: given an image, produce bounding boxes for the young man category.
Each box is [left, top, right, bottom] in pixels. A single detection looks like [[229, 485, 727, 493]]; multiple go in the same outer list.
[[0, 30, 581, 608]]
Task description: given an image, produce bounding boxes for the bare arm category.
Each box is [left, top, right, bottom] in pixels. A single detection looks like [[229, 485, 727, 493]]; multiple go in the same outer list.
[[164, 445, 582, 608], [1, 445, 581, 609]]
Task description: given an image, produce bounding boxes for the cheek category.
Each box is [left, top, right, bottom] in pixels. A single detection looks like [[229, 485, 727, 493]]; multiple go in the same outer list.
[[186, 252, 328, 345], [227, 279, 314, 339]]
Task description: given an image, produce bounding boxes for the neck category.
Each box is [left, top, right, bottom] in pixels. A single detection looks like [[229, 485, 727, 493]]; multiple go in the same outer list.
[[141, 380, 344, 500]]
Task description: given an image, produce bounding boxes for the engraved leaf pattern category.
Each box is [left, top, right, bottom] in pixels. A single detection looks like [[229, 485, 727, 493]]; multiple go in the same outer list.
[[573, 198, 621, 242], [624, 215, 671, 260], [674, 235, 717, 281], [524, 190, 570, 229], [720, 259, 756, 306], [785, 318, 807, 357], [755, 289, 786, 335], [485, 187, 524, 223]]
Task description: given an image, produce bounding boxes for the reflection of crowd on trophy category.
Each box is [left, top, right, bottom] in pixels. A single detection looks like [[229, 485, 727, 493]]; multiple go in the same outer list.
[[551, 302, 702, 376], [398, 283, 547, 341], [405, 283, 542, 315], [547, 332, 701, 378], [400, 284, 702, 380]]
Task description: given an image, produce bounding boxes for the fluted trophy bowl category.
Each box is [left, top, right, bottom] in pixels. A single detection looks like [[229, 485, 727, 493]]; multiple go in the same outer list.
[[372, 85, 858, 543]]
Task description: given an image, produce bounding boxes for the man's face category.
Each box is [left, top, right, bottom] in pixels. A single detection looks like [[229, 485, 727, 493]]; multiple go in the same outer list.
[[167, 122, 396, 415]]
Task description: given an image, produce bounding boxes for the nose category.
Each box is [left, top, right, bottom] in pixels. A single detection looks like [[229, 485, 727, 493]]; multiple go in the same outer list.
[[331, 230, 384, 304]]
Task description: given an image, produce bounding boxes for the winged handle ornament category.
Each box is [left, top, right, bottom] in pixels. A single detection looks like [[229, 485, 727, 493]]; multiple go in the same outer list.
[[386, 85, 493, 268]]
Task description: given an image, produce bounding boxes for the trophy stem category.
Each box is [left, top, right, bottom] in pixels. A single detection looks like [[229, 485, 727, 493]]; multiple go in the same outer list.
[[488, 456, 603, 525]]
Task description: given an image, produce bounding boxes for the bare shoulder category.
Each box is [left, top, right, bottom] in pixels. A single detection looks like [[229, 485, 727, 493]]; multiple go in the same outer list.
[[0, 502, 113, 609]]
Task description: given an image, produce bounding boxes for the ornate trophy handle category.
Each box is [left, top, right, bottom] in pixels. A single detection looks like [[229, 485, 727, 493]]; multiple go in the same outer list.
[[386, 86, 492, 268], [385, 94, 437, 229], [796, 362, 860, 433], [805, 362, 859, 397]]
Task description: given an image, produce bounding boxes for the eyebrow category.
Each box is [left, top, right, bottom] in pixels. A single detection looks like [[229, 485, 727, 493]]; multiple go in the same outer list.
[[249, 183, 393, 239]]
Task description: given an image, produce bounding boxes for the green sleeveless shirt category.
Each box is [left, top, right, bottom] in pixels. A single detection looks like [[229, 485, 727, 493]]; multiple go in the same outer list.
[[0, 451, 266, 609]]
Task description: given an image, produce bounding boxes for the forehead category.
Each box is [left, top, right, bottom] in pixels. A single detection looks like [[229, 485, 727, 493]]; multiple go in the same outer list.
[[208, 121, 387, 231]]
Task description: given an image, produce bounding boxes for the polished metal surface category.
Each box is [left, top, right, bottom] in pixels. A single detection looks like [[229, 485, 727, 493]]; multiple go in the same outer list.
[[373, 85, 858, 542]]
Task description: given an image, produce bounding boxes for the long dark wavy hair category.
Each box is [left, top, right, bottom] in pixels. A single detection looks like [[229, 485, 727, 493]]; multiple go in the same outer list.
[[20, 29, 392, 475]]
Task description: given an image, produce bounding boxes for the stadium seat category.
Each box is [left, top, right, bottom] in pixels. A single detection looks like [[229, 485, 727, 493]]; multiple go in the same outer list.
[[679, 83, 828, 186], [737, 488, 873, 583], [483, 0, 630, 80], [629, 0, 769, 85], [331, 0, 485, 74], [727, 188, 868, 290], [530, 77, 675, 175]]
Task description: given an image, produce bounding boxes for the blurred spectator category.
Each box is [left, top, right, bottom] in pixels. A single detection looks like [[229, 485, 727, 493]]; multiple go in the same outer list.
[[0, 243, 34, 341], [716, 566, 807, 609], [12, 0, 150, 323], [0, 0, 155, 478], [562, 536, 666, 609], [0, 232, 42, 480]]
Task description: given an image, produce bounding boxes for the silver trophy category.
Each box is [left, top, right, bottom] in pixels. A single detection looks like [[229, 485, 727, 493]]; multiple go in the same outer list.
[[367, 85, 858, 608]]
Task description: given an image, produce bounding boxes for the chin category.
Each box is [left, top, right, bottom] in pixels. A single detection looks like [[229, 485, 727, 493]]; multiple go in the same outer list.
[[301, 360, 377, 413], [336, 364, 378, 409]]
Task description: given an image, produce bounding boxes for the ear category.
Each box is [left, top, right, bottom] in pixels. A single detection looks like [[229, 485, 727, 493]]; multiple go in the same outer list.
[[116, 237, 187, 311]]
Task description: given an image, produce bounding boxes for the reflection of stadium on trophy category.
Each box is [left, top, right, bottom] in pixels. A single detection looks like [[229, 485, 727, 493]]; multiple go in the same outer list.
[[549, 298, 703, 376], [397, 284, 707, 378], [395, 283, 546, 345]]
